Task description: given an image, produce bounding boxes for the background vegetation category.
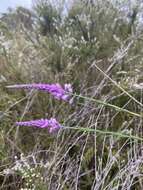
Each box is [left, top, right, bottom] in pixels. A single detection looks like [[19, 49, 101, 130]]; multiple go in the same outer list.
[[0, 0, 143, 189]]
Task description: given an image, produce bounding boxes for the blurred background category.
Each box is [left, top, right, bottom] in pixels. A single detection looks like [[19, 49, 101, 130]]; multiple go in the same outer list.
[[0, 0, 143, 189], [0, 0, 32, 12]]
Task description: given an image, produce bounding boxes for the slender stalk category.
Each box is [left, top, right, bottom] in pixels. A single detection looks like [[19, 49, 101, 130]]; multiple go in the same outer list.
[[73, 93, 142, 118], [64, 126, 143, 141], [92, 62, 143, 107]]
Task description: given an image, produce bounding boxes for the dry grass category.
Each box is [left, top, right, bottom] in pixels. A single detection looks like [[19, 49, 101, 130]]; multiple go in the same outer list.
[[0, 0, 143, 189]]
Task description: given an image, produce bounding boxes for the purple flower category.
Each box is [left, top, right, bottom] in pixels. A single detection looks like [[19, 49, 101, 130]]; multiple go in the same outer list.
[[15, 118, 62, 133], [6, 83, 73, 103]]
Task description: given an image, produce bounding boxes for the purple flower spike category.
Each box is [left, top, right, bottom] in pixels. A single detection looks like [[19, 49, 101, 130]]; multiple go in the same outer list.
[[16, 118, 62, 133], [6, 83, 73, 103]]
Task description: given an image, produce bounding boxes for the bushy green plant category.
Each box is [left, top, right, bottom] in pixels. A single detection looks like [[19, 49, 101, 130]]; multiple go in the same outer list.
[[0, 0, 143, 189]]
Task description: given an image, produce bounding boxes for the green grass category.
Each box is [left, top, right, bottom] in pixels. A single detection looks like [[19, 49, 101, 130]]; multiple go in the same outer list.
[[0, 0, 143, 189]]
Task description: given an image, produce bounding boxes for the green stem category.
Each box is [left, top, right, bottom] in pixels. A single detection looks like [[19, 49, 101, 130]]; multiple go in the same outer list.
[[64, 126, 143, 141], [73, 93, 142, 118]]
